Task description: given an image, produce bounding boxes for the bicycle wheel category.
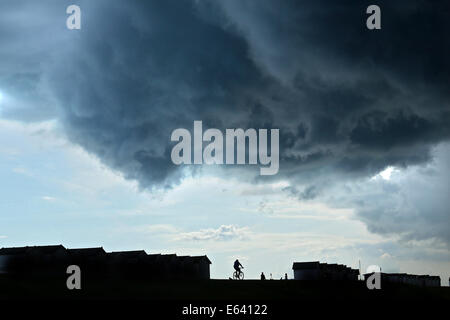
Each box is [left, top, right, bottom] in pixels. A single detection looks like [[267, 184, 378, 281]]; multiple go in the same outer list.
[[238, 272, 244, 280]]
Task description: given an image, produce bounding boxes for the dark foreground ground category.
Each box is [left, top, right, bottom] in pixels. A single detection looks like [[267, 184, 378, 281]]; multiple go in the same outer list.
[[1, 276, 449, 300], [1, 276, 448, 317]]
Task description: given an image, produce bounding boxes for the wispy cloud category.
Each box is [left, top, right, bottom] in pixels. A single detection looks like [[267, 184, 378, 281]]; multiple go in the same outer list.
[[177, 225, 250, 241], [12, 166, 33, 177], [240, 198, 355, 221], [41, 196, 56, 202], [380, 252, 393, 259]]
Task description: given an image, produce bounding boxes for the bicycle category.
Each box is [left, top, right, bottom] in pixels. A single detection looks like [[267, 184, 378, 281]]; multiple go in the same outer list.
[[233, 267, 244, 280]]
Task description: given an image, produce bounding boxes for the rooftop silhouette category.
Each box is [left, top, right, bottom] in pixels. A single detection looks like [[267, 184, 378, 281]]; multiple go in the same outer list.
[[0, 245, 211, 280]]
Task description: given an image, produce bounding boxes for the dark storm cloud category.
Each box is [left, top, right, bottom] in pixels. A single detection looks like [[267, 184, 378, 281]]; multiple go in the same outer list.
[[1, 1, 449, 238]]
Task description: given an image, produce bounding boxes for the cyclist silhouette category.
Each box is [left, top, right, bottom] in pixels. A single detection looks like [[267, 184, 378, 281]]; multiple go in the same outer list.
[[234, 259, 243, 278]]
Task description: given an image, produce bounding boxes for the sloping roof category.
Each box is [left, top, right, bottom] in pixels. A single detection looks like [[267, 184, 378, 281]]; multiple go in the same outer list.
[[109, 250, 147, 258], [0, 245, 66, 255], [27, 245, 66, 254], [177, 255, 190, 262], [191, 255, 212, 264], [157, 254, 177, 263], [292, 261, 320, 270], [67, 247, 106, 256], [0, 246, 213, 266], [146, 254, 161, 261], [0, 247, 30, 255]]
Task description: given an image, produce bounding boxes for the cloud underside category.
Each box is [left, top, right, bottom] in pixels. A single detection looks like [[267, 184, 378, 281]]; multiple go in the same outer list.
[[1, 1, 449, 243]]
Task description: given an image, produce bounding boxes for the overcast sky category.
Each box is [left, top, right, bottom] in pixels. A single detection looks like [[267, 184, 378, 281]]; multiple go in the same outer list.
[[0, 0, 449, 282]]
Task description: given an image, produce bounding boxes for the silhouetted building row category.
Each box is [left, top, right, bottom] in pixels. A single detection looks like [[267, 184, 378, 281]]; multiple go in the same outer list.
[[0, 245, 211, 280], [363, 272, 440, 287], [292, 261, 359, 281]]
